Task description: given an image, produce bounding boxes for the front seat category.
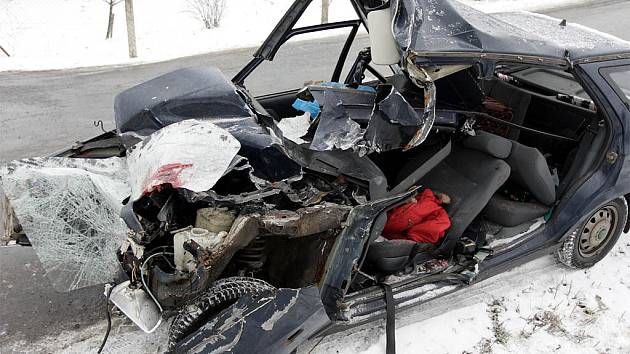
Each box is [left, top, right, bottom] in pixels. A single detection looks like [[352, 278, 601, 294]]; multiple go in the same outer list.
[[367, 138, 511, 273]]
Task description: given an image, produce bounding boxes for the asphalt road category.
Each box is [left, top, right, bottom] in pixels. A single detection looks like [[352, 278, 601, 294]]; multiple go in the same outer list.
[[1, 0, 629, 349]]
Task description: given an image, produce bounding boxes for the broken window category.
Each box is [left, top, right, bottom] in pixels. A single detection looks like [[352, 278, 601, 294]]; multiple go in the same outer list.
[[0, 158, 130, 291]]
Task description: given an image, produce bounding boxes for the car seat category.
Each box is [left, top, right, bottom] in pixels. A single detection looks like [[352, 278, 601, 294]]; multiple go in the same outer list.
[[367, 136, 511, 273], [466, 133, 556, 227]]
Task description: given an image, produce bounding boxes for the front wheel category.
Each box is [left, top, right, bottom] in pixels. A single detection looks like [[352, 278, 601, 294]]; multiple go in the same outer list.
[[167, 277, 275, 351], [557, 197, 628, 269]]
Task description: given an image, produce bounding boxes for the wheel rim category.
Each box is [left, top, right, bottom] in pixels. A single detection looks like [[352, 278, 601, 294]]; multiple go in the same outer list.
[[578, 205, 619, 257]]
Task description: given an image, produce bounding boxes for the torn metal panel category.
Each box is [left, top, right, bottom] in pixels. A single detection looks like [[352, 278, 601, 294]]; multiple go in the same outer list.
[[319, 188, 419, 314], [115, 66, 254, 137], [276, 113, 311, 145], [127, 120, 241, 201], [260, 203, 351, 237], [0, 157, 130, 291], [174, 286, 331, 354], [391, 0, 630, 62], [310, 91, 364, 152], [363, 109, 417, 153], [115, 65, 302, 183], [363, 83, 435, 152], [378, 86, 424, 126], [405, 63, 437, 150], [301, 81, 435, 155], [205, 215, 261, 282], [285, 148, 388, 200]]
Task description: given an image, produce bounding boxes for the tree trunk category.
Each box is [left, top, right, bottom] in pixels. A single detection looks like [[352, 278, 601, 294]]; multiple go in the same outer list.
[[321, 0, 330, 24], [106, 2, 115, 39], [125, 0, 137, 58]]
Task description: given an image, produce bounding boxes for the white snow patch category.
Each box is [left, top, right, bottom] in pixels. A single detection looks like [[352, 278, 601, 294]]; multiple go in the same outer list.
[[464, 0, 601, 13], [0, 0, 600, 72], [305, 236, 630, 354], [362, 303, 493, 354]]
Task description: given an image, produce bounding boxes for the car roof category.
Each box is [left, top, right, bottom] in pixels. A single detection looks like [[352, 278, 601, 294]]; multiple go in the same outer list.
[[392, 0, 630, 64]]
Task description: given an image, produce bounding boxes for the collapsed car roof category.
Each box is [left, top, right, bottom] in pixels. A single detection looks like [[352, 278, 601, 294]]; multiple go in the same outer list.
[[263, 0, 630, 69], [392, 0, 630, 65]]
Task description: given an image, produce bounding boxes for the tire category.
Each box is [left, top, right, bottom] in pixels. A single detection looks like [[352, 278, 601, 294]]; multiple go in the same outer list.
[[167, 277, 275, 350], [557, 197, 628, 269]]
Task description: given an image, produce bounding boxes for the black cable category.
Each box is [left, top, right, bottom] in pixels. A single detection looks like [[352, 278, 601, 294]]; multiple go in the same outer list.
[[97, 285, 113, 354]]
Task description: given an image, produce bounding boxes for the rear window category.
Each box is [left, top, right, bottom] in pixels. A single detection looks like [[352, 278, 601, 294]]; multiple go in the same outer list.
[[602, 66, 630, 108]]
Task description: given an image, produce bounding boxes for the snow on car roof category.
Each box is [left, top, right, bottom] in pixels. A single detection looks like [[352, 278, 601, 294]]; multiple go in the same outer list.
[[392, 0, 630, 62]]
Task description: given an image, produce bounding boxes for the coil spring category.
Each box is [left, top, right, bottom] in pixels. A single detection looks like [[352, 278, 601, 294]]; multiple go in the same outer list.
[[234, 236, 266, 271]]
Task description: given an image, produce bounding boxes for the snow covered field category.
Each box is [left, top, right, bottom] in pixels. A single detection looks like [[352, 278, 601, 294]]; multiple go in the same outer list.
[[0, 0, 600, 72]]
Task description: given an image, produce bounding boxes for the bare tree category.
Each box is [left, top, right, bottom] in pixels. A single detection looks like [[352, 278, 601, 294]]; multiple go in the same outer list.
[[125, 0, 137, 58], [102, 0, 123, 39], [321, 0, 330, 24], [186, 0, 227, 29]]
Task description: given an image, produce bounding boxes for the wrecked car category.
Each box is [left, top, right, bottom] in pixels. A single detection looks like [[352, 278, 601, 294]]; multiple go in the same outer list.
[[3, 0, 630, 353]]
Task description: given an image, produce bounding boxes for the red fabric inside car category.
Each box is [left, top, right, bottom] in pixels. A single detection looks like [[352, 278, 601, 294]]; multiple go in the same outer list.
[[383, 189, 451, 244]]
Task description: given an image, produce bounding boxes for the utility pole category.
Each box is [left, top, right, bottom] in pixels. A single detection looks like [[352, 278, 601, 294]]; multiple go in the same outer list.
[[124, 0, 137, 58], [321, 0, 330, 24]]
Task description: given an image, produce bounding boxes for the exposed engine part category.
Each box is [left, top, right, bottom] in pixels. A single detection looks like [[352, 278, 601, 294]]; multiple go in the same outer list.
[[260, 203, 350, 237], [150, 263, 212, 307], [234, 236, 267, 275], [204, 215, 261, 282], [173, 227, 226, 272], [195, 207, 235, 233]]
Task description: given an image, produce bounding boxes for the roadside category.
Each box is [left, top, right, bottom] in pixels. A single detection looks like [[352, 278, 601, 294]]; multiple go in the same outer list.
[[0, 0, 615, 73], [313, 238, 630, 354], [1, 0, 630, 353]]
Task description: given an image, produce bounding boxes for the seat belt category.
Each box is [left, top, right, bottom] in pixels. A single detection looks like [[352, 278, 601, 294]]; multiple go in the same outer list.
[[381, 283, 396, 354]]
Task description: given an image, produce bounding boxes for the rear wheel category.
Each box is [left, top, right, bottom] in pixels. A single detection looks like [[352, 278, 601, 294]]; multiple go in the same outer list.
[[557, 198, 627, 268]]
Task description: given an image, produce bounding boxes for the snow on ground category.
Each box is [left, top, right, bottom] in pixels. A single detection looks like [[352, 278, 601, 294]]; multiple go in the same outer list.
[[0, 0, 358, 72], [0, 0, 601, 72], [309, 239, 630, 354], [3, 238, 630, 354]]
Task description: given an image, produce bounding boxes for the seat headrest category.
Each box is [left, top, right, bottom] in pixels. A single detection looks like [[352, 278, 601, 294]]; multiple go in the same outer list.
[[463, 131, 513, 159]]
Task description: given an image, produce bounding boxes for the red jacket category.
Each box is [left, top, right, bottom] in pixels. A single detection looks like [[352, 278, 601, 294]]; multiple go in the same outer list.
[[383, 189, 451, 244]]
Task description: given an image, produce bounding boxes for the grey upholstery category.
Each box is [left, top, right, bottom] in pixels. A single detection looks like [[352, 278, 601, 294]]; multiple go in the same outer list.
[[390, 140, 452, 195], [419, 145, 511, 255], [463, 131, 512, 159], [367, 143, 510, 270], [507, 142, 556, 206], [485, 194, 549, 227]]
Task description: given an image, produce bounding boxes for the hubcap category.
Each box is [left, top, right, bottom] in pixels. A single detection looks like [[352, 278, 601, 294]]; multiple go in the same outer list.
[[578, 206, 618, 257]]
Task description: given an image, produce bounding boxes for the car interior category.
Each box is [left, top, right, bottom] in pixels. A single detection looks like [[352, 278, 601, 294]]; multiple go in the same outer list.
[[253, 54, 606, 278]]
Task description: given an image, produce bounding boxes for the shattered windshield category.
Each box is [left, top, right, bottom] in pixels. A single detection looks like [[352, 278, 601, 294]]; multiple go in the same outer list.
[[0, 158, 129, 292]]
